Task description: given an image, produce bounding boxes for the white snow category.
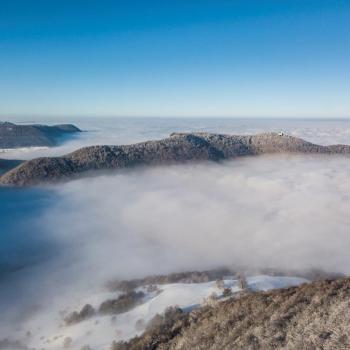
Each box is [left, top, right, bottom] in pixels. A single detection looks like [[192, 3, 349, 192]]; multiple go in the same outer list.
[[17, 275, 308, 350]]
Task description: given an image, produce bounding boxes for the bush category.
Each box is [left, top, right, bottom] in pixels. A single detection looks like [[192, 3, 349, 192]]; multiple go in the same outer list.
[[222, 288, 232, 297], [135, 318, 146, 331], [64, 304, 95, 325]]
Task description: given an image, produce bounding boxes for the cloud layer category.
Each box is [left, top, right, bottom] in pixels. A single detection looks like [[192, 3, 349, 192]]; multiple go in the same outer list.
[[40, 154, 350, 285], [2, 149, 350, 341]]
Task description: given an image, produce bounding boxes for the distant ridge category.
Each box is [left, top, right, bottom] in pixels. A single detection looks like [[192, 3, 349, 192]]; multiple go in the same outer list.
[[0, 121, 81, 149], [1, 132, 350, 186]]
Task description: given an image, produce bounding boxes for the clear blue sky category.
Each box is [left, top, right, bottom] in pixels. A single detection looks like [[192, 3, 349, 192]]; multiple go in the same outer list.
[[1, 0, 350, 118]]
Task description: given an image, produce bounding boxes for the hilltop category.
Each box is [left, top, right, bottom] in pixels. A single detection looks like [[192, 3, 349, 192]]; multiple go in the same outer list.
[[0, 121, 81, 149], [1, 132, 350, 186]]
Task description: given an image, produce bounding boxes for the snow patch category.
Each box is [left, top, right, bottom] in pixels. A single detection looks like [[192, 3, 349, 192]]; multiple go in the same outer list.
[[18, 275, 307, 350]]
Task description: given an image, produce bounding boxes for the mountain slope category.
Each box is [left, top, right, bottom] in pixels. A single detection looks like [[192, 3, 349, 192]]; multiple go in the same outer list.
[[1, 132, 350, 186], [115, 277, 350, 350]]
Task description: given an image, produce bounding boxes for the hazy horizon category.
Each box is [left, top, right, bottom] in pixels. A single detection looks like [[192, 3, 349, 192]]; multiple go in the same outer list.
[[3, 115, 350, 121]]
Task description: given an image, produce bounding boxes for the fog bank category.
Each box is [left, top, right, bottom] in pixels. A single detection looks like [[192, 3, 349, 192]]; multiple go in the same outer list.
[[44, 155, 350, 279]]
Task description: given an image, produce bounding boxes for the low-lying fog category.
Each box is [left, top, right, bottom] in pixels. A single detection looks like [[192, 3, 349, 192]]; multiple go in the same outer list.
[[1, 153, 350, 339], [2, 118, 350, 346]]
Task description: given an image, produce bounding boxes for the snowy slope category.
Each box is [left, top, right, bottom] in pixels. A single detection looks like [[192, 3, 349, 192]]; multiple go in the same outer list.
[[17, 275, 308, 350]]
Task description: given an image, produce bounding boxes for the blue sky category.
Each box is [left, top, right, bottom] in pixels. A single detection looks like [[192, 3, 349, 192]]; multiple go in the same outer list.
[[0, 0, 349, 118]]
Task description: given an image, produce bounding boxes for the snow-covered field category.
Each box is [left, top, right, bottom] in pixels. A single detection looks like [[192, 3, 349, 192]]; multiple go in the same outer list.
[[18, 275, 307, 350]]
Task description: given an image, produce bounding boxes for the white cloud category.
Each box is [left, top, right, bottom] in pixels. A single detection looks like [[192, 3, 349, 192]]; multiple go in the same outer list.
[[39, 154, 350, 285]]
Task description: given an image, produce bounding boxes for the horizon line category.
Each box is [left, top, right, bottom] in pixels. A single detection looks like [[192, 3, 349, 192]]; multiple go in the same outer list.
[[1, 114, 350, 121]]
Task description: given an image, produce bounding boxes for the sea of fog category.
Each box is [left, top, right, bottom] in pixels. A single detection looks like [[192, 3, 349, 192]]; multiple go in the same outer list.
[[1, 117, 350, 344]]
